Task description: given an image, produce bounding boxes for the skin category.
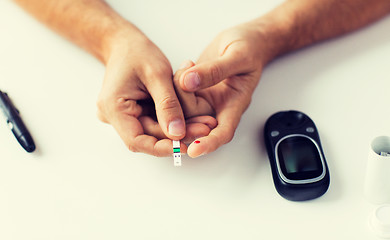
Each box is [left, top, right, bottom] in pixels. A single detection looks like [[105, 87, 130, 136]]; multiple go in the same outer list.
[[176, 0, 390, 157], [13, 0, 216, 156], [13, 0, 390, 157], [177, 24, 266, 157]]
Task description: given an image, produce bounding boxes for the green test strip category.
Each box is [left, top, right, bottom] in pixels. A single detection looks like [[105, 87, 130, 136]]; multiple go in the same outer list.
[[173, 148, 180, 153], [172, 140, 181, 166]]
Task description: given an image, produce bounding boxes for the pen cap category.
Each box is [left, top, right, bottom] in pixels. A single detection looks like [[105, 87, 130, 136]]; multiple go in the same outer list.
[[364, 136, 390, 204]]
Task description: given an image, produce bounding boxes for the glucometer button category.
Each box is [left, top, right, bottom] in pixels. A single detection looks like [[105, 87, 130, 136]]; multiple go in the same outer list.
[[369, 205, 390, 238], [306, 127, 315, 133], [271, 131, 279, 137]]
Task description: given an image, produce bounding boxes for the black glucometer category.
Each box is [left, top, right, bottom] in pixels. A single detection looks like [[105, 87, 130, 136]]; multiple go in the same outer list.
[[264, 110, 330, 201]]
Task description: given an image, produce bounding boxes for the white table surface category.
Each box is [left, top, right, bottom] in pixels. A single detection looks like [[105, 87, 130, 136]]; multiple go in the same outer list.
[[1, 1, 390, 239]]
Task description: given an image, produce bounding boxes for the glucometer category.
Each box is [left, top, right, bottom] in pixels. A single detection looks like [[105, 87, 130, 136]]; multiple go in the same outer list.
[[264, 110, 330, 201]]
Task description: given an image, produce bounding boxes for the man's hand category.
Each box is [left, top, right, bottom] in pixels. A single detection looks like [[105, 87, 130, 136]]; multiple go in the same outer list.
[[96, 31, 182, 156], [96, 30, 217, 156], [13, 0, 216, 156], [175, 0, 390, 158], [177, 23, 266, 157], [14, 0, 390, 157]]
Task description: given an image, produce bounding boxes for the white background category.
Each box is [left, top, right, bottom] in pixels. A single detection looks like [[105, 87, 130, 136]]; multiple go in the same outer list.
[[1, 0, 390, 239]]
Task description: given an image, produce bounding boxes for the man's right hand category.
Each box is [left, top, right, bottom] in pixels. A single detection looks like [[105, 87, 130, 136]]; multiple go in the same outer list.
[[96, 29, 215, 156]]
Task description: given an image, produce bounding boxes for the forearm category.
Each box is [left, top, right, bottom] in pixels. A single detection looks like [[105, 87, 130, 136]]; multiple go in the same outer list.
[[13, 0, 142, 63], [256, 0, 390, 64]]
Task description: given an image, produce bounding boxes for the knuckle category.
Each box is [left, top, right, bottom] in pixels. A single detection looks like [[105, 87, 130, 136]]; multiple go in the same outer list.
[[142, 63, 172, 81], [158, 96, 180, 112], [102, 97, 142, 118], [141, 64, 155, 80]]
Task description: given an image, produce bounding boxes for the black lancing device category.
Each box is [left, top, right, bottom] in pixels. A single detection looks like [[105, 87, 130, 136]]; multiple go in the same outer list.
[[0, 90, 36, 153], [263, 110, 330, 201]]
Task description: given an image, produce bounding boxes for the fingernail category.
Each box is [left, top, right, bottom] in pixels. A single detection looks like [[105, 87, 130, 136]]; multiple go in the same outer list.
[[179, 60, 192, 70], [168, 119, 185, 137], [184, 72, 200, 91]]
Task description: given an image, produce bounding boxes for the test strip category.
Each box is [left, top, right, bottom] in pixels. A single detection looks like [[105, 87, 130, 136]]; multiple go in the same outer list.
[[173, 140, 181, 166]]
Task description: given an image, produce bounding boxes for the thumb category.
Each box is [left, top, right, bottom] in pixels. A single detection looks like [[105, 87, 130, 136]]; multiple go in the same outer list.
[[179, 53, 247, 92], [146, 78, 186, 140]]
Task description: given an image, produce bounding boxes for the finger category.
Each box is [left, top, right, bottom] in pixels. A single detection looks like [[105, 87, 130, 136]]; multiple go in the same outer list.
[[174, 60, 214, 117], [111, 112, 188, 156], [145, 72, 186, 140], [181, 122, 213, 145], [173, 60, 197, 117], [102, 98, 172, 156], [186, 106, 242, 158], [139, 116, 166, 140], [186, 115, 218, 130], [140, 115, 217, 144], [179, 50, 250, 92], [132, 136, 188, 156], [183, 115, 219, 144]]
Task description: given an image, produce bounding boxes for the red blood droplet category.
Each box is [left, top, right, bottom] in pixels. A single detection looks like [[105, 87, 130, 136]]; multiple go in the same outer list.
[[194, 140, 200, 144]]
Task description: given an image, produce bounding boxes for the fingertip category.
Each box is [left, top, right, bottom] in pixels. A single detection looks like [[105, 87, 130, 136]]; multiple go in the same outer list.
[[182, 57, 243, 91], [181, 122, 212, 144], [182, 71, 200, 92], [167, 118, 186, 140], [178, 60, 195, 70], [174, 60, 194, 88], [180, 63, 213, 92], [187, 138, 208, 158]]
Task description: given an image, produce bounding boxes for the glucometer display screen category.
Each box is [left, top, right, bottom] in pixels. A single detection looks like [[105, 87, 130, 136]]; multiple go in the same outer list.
[[277, 136, 323, 180]]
